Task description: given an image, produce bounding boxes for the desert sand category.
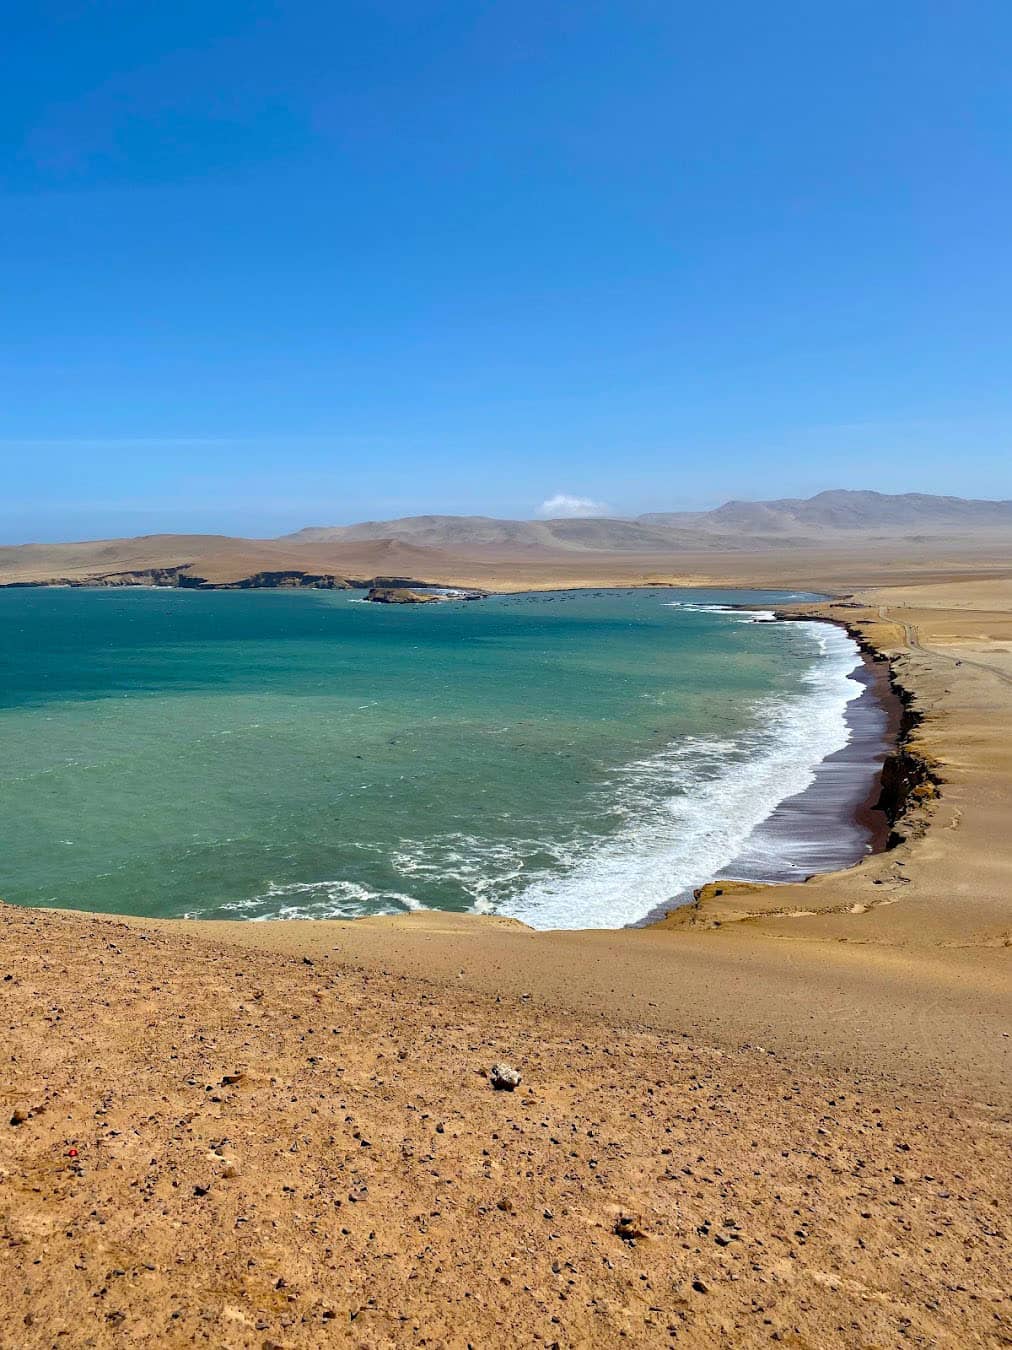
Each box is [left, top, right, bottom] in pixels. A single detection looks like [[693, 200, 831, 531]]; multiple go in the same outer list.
[[2, 561, 1011, 1347]]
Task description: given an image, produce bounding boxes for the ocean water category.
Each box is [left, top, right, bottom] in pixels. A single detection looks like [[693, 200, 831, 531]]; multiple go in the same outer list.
[[0, 586, 864, 930]]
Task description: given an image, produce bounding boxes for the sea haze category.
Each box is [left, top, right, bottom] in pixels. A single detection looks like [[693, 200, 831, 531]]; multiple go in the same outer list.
[[0, 587, 867, 929]]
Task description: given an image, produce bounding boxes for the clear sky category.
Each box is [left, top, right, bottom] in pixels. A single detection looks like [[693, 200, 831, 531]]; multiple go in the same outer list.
[[4, 1, 1011, 541]]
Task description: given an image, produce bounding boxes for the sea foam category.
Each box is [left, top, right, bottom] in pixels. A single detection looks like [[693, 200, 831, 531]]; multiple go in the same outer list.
[[196, 878, 426, 922]]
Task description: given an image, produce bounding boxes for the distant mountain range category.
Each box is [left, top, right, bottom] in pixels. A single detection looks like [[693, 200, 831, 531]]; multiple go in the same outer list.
[[2, 490, 1010, 589], [286, 490, 1012, 554]]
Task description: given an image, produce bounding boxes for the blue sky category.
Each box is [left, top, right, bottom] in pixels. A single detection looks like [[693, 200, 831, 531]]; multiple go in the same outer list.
[[3, 1, 1011, 541]]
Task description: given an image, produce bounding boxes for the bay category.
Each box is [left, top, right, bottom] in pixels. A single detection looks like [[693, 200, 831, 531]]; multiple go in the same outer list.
[[0, 585, 862, 928]]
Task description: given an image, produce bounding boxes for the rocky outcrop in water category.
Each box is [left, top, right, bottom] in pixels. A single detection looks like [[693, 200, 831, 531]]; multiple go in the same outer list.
[[366, 587, 440, 604], [364, 585, 490, 604]]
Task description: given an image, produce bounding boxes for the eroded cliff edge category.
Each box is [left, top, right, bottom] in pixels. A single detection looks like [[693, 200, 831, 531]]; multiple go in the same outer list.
[[0, 567, 440, 591]]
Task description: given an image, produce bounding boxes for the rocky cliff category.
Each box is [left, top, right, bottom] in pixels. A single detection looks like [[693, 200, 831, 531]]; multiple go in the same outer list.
[[1, 567, 353, 591]]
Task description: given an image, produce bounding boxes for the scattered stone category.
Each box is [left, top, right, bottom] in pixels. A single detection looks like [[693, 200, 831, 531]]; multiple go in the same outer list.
[[489, 1063, 521, 1091], [692, 1279, 709, 1294], [614, 1214, 646, 1242], [9, 1106, 28, 1126]]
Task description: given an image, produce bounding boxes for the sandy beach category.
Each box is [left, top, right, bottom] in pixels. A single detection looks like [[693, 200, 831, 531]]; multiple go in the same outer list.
[[639, 641, 901, 913], [2, 565, 1010, 1346]]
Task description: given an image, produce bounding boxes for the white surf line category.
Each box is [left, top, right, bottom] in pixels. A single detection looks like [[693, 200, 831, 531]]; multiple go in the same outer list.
[[488, 620, 862, 931]]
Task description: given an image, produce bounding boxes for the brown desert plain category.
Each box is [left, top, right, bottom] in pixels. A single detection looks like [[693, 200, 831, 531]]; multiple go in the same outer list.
[[1, 515, 1011, 1348]]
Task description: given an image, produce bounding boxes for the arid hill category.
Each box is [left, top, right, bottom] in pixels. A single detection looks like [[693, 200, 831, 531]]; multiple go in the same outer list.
[[0, 535, 460, 589], [640, 487, 1012, 534], [2, 490, 1011, 590], [288, 489, 1012, 552]]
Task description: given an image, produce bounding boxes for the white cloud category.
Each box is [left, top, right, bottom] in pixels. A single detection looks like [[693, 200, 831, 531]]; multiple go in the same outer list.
[[536, 493, 611, 519]]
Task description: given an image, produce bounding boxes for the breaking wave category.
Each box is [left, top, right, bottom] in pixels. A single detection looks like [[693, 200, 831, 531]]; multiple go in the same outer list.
[[192, 878, 426, 922]]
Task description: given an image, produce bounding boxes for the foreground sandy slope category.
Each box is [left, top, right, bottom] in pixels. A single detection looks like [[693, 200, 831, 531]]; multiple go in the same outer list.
[[1, 570, 1011, 1347], [2, 905, 1009, 1349]]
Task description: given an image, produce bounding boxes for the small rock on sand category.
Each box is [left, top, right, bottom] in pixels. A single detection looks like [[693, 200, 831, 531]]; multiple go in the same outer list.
[[489, 1063, 521, 1091]]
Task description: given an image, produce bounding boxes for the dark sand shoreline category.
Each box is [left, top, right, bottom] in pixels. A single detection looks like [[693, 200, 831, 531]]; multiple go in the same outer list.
[[711, 646, 898, 870], [636, 626, 901, 925]]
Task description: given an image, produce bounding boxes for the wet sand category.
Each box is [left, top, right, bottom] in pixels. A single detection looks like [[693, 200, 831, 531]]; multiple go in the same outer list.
[[638, 643, 900, 925], [713, 647, 899, 874]]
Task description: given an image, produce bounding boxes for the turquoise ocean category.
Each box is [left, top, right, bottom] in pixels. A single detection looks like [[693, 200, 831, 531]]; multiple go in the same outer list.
[[0, 587, 865, 929]]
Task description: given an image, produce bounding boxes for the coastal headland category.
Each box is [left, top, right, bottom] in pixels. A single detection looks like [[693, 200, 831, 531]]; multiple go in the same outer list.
[[1, 555, 1010, 1346]]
